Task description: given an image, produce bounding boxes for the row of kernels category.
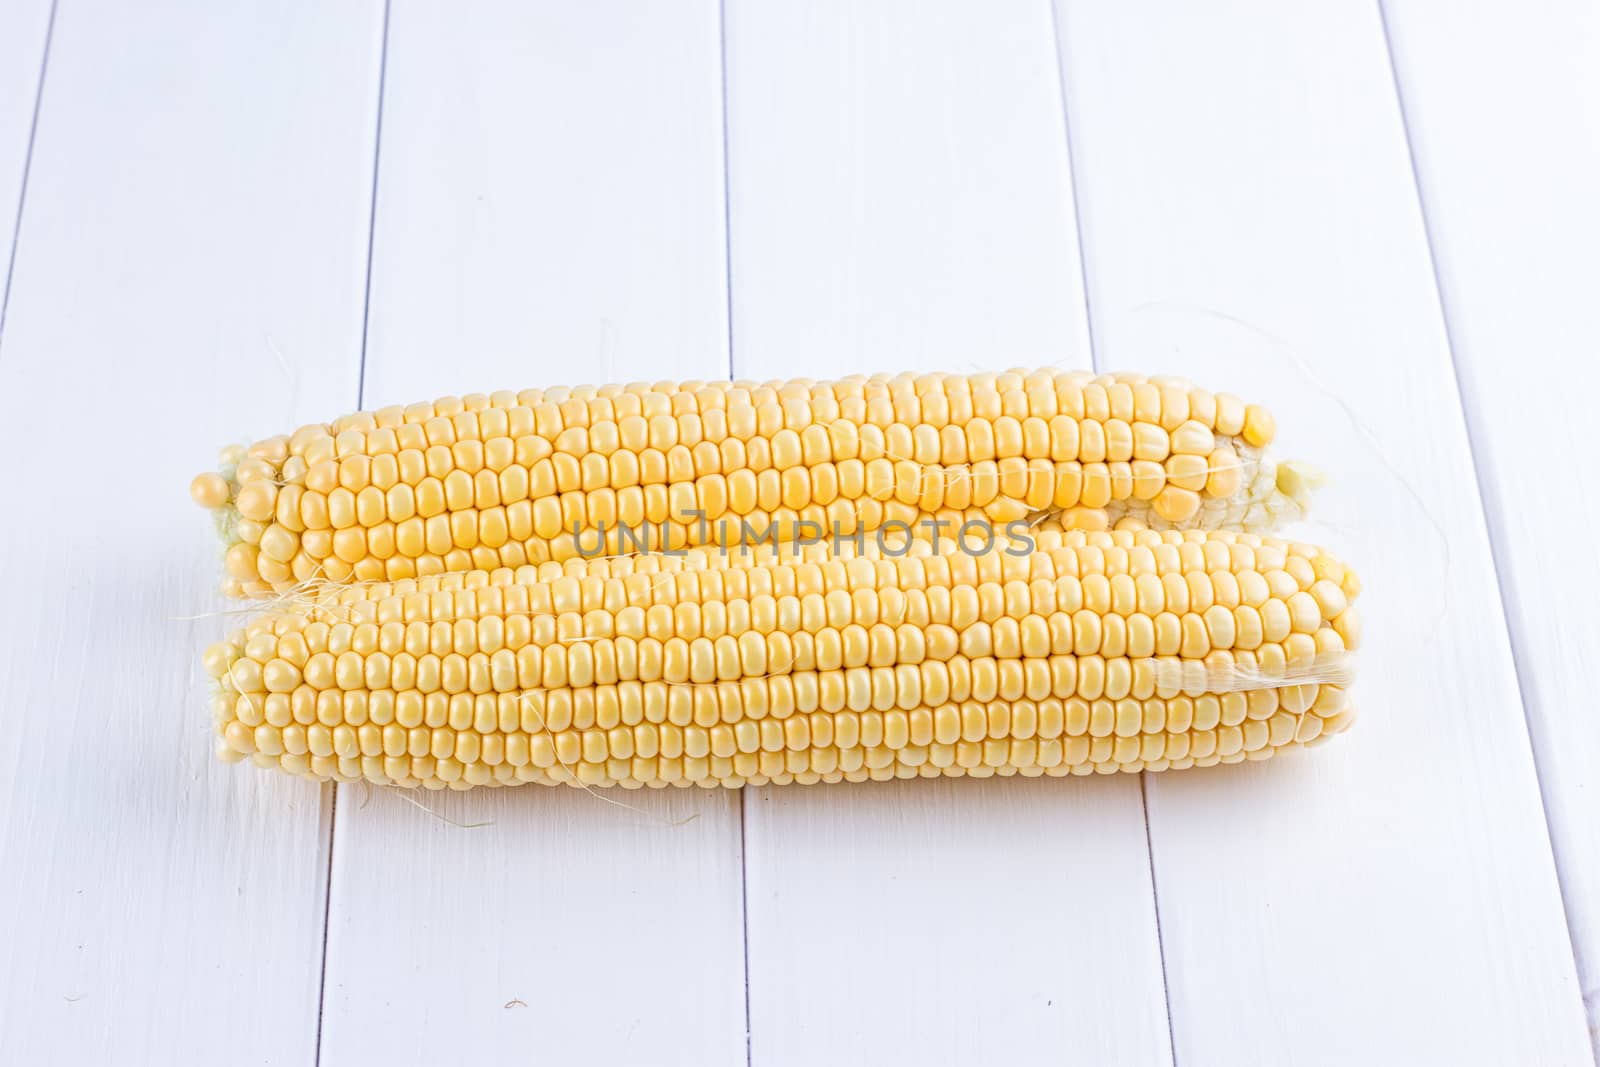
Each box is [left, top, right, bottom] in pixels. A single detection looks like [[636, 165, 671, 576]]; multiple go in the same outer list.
[[221, 605, 1339, 694], [243, 590, 1312, 653], [219, 706, 1318, 769], [228, 518, 1324, 601], [224, 713, 1322, 790], [220, 637, 1333, 725], [314, 528, 1332, 608], [218, 750, 1193, 789], [240, 561, 1349, 663], [234, 553, 1346, 651], [530, 411, 1241, 470], [274, 540, 1346, 623], [219, 667, 1344, 748], [283, 420, 1242, 508], [227, 744, 1294, 789], [225, 711, 1313, 768], [245, 565, 1339, 649], [264, 372, 1269, 461]]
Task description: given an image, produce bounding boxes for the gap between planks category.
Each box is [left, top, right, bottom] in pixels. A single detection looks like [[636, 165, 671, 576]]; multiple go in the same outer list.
[[0, 0, 57, 348], [314, 2, 393, 1064]]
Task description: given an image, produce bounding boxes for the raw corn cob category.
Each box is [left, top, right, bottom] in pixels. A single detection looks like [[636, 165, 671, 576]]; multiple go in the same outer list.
[[205, 527, 1360, 791], [190, 370, 1319, 597]]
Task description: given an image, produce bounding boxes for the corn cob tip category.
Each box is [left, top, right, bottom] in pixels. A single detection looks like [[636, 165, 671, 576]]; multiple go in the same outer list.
[[1274, 461, 1325, 507], [192, 441, 294, 596]]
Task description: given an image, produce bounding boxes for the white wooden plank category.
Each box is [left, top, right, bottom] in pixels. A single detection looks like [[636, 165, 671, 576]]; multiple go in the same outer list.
[[725, 3, 1173, 1064], [1383, 0, 1600, 1050], [0, 0, 382, 1062], [358, 2, 732, 402], [1052, 2, 1593, 1064], [742, 779, 1171, 1066], [0, 0, 52, 308], [316, 4, 747, 1064], [726, 0, 1095, 374]]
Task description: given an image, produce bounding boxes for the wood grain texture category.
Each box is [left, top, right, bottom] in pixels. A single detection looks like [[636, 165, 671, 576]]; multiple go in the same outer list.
[[1053, 1, 1593, 1063], [0, 0, 382, 1062], [725, 3, 1172, 1064], [1383, 0, 1600, 1051], [0, 0, 52, 307], [316, 4, 747, 1064]]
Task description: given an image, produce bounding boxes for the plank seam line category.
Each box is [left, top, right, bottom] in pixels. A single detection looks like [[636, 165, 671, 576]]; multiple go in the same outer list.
[[719, 2, 754, 1062], [355, 0, 393, 414], [1044, 0, 1098, 370], [1046, 2, 1178, 1061], [1138, 773, 1179, 1066], [0, 0, 59, 353], [311, 785, 339, 1067], [316, 2, 393, 1062], [1375, 3, 1597, 1052], [738, 793, 754, 1066]]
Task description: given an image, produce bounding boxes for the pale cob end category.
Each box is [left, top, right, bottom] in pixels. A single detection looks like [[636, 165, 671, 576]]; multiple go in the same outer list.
[[189, 370, 1322, 598], [204, 527, 1360, 792], [190, 441, 298, 599]]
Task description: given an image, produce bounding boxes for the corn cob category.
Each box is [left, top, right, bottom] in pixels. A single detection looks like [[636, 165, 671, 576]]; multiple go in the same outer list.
[[205, 527, 1360, 791], [190, 370, 1318, 597]]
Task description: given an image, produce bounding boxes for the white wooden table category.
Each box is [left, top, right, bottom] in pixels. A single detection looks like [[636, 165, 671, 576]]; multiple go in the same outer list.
[[1, 2, 1596, 1064]]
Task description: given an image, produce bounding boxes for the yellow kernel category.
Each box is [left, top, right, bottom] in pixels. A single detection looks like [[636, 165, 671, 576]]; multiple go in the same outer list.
[[234, 457, 275, 484], [227, 547, 260, 579], [1103, 419, 1134, 462], [1152, 486, 1200, 523], [1205, 447, 1242, 498], [1214, 393, 1245, 436], [234, 481, 277, 522], [1080, 463, 1111, 509], [1164, 454, 1209, 492], [1287, 591, 1322, 634], [1242, 404, 1275, 447], [1309, 579, 1347, 619], [1131, 423, 1169, 462], [258, 525, 298, 563]]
